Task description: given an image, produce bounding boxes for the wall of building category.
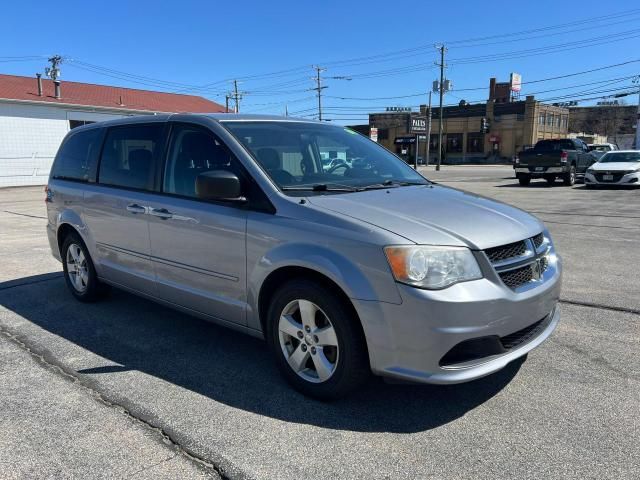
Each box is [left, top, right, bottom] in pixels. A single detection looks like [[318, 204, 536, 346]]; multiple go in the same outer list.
[[0, 102, 134, 187]]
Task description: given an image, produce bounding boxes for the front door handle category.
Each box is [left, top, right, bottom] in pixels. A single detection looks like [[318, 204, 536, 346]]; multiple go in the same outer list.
[[126, 203, 147, 214], [149, 207, 173, 220]]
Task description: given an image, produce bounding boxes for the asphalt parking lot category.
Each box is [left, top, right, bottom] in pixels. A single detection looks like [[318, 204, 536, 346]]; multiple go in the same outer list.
[[1, 166, 638, 479]]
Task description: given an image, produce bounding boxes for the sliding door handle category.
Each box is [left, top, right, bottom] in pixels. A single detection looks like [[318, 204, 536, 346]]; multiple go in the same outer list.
[[126, 204, 147, 214], [149, 207, 173, 220]]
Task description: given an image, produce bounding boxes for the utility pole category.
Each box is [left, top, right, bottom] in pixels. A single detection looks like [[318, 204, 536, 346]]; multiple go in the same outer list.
[[426, 91, 432, 167], [313, 66, 327, 121], [634, 76, 640, 149], [233, 80, 241, 113], [285, 104, 289, 117], [45, 55, 63, 81], [435, 45, 447, 171], [225, 94, 230, 113]]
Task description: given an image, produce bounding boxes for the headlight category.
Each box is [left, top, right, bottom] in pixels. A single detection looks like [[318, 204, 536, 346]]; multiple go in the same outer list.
[[586, 168, 595, 174], [384, 245, 482, 289]]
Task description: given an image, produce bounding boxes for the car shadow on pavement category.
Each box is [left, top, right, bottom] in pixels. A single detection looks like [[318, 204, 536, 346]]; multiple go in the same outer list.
[[0, 274, 523, 434]]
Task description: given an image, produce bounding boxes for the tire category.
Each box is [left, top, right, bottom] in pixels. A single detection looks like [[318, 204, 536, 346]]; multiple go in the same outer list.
[[563, 165, 576, 186], [544, 175, 556, 186], [266, 279, 370, 400], [61, 232, 108, 302], [517, 174, 531, 186]]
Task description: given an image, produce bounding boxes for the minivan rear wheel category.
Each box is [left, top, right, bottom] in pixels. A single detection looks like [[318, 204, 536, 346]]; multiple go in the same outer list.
[[266, 279, 370, 400], [61, 233, 108, 302]]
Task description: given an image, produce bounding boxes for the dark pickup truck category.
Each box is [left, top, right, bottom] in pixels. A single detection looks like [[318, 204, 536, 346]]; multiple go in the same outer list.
[[514, 138, 596, 186]]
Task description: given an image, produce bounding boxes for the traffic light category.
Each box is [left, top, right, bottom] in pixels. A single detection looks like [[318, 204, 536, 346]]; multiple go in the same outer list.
[[481, 117, 490, 133]]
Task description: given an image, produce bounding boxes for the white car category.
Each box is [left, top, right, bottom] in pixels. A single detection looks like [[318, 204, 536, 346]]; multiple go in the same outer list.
[[584, 150, 640, 187]]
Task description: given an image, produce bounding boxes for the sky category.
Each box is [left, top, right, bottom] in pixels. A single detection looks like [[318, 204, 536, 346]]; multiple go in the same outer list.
[[2, 0, 639, 124]]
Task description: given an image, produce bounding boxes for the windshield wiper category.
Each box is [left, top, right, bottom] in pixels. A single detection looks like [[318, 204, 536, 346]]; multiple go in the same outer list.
[[360, 180, 428, 190], [281, 183, 359, 192]]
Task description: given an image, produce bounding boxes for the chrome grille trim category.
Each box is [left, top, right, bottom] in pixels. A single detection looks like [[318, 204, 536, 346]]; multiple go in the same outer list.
[[484, 232, 552, 290]]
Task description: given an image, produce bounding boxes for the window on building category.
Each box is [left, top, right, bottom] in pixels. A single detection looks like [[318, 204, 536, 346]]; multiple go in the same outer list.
[[467, 133, 484, 153], [562, 116, 568, 128], [69, 120, 96, 129], [538, 113, 545, 125], [546, 113, 553, 126], [555, 115, 561, 127], [98, 124, 164, 191], [51, 128, 102, 182], [377, 128, 389, 140], [446, 134, 463, 153]]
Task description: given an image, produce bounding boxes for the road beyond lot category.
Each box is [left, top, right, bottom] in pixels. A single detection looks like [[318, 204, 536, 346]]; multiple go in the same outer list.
[[1, 167, 639, 479]]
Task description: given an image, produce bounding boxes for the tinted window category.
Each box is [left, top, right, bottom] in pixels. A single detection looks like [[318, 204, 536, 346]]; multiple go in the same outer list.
[[98, 124, 163, 191], [534, 140, 575, 152], [163, 124, 243, 199], [52, 128, 102, 182]]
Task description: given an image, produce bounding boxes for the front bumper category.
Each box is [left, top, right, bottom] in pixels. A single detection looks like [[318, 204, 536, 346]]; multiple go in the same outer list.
[[584, 171, 640, 186], [353, 254, 562, 384]]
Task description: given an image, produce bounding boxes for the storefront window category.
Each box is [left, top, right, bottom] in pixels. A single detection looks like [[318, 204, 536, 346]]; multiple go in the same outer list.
[[447, 134, 463, 153], [467, 134, 484, 153]]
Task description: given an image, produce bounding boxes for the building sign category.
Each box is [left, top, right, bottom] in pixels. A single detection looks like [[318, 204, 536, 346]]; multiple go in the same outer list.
[[385, 106, 412, 112], [409, 116, 427, 134], [489, 134, 500, 143], [394, 136, 417, 144], [369, 127, 378, 142], [510, 73, 522, 92]]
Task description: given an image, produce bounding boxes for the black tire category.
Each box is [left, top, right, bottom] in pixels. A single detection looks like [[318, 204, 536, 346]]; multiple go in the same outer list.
[[266, 279, 370, 400], [563, 165, 576, 186], [517, 174, 531, 186], [61, 232, 108, 302]]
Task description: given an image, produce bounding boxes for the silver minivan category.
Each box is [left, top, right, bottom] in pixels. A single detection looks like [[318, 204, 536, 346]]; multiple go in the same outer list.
[[46, 114, 561, 399]]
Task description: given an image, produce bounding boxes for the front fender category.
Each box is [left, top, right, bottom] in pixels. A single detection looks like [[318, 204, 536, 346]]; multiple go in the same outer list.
[[246, 242, 402, 331]]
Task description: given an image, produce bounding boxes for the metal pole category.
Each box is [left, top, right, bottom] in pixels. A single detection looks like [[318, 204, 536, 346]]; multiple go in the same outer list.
[[426, 91, 432, 167], [316, 67, 323, 121], [436, 45, 446, 171], [414, 134, 419, 169], [225, 95, 230, 113], [635, 76, 640, 149], [233, 80, 240, 113]]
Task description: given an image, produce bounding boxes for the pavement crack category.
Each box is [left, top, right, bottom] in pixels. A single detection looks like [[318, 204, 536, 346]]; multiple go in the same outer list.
[[559, 298, 640, 316], [0, 326, 232, 480], [126, 453, 178, 479], [1, 210, 47, 219]]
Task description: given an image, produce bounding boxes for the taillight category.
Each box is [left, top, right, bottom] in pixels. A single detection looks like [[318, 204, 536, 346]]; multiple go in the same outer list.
[[560, 151, 568, 163]]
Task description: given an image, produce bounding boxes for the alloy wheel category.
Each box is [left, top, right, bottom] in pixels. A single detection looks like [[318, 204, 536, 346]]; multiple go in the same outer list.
[[66, 243, 89, 293], [278, 299, 339, 383]]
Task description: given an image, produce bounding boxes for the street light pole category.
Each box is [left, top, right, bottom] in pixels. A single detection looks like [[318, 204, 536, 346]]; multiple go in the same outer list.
[[634, 76, 640, 149]]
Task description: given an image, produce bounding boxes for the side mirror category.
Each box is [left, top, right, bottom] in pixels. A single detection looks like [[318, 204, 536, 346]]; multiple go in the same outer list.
[[196, 170, 245, 202]]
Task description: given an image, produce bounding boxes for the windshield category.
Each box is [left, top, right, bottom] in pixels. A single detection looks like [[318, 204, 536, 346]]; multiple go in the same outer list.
[[221, 121, 429, 193], [598, 152, 640, 163], [588, 145, 612, 152]]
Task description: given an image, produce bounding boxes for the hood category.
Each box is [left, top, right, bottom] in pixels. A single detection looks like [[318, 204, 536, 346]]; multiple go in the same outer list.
[[306, 185, 543, 250], [592, 162, 640, 171]]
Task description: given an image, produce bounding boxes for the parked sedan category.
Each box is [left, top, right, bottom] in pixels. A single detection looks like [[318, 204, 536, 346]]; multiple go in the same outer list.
[[584, 150, 640, 188]]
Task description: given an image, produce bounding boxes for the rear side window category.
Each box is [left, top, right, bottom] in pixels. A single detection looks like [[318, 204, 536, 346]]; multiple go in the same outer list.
[[52, 128, 103, 182], [98, 124, 164, 191]]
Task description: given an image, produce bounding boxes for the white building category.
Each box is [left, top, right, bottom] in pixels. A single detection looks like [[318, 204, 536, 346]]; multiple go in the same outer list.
[[0, 73, 225, 187]]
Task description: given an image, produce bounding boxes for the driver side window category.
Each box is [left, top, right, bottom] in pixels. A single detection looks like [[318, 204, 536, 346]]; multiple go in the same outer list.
[[163, 124, 239, 198]]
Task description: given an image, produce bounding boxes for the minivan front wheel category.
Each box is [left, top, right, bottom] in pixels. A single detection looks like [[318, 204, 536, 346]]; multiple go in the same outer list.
[[61, 233, 107, 302], [266, 280, 369, 400]]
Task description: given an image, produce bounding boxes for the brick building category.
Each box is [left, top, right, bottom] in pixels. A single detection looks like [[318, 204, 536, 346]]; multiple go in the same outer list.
[[369, 76, 569, 164]]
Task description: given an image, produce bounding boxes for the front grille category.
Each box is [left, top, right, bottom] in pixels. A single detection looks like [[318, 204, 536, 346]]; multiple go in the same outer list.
[[485, 240, 526, 263], [485, 232, 550, 290], [500, 314, 552, 350], [595, 172, 625, 182], [532, 232, 544, 249], [499, 265, 534, 289]]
